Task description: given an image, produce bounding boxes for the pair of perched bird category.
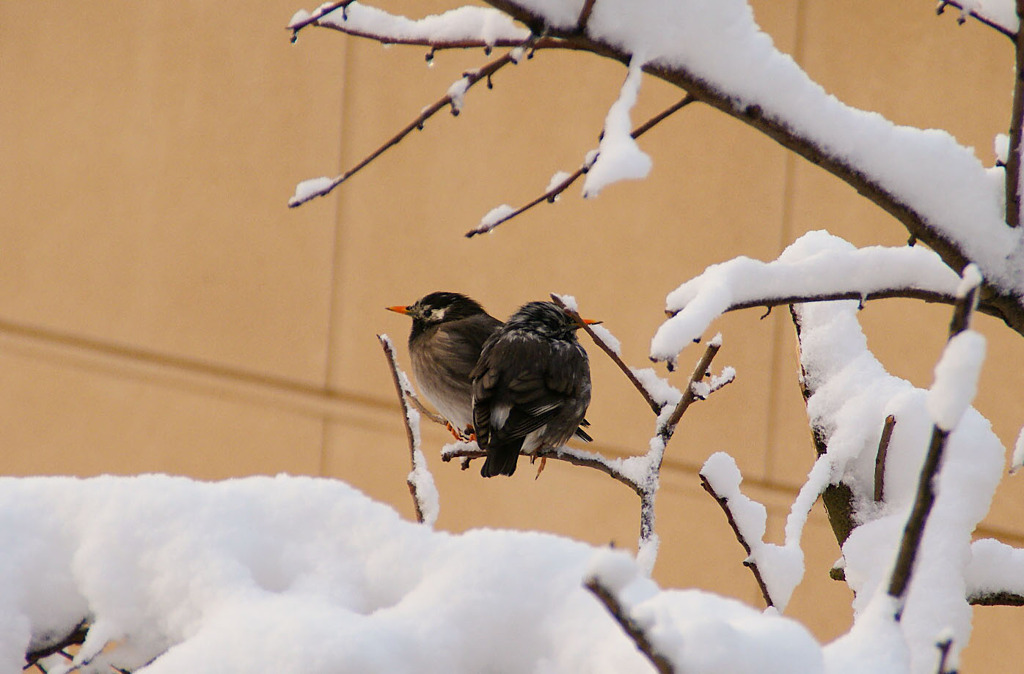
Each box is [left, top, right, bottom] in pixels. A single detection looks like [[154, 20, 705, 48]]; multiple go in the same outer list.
[[388, 292, 594, 478]]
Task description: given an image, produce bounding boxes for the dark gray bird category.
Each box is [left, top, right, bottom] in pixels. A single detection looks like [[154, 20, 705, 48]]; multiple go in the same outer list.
[[387, 292, 502, 439], [472, 301, 594, 478]]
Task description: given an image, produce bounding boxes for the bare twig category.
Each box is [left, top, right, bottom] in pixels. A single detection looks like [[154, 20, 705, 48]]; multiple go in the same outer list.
[[550, 293, 663, 414], [935, 0, 1017, 40], [874, 415, 897, 502], [584, 576, 675, 674], [1004, 0, 1024, 227], [886, 283, 978, 606], [404, 388, 448, 426], [575, 0, 598, 33], [699, 474, 775, 607], [660, 340, 722, 439], [378, 333, 428, 524], [441, 441, 643, 494], [466, 96, 695, 237], [289, 40, 536, 208], [935, 636, 955, 674]]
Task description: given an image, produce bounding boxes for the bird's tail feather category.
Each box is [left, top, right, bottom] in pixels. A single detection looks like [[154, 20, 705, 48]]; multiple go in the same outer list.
[[480, 448, 519, 477]]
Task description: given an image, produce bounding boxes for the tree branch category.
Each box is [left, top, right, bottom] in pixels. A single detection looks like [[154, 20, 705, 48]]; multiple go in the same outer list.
[[968, 590, 1024, 605], [24, 620, 89, 669], [584, 576, 675, 674], [667, 286, 1005, 322], [699, 474, 775, 608], [1004, 0, 1024, 227], [466, 96, 696, 237], [886, 282, 979, 606], [440, 441, 644, 495], [478, 0, 1024, 336], [874, 415, 896, 502], [289, 39, 537, 208], [935, 0, 1018, 40], [550, 293, 664, 415], [660, 338, 722, 440], [379, 333, 431, 524], [287, 0, 353, 40]]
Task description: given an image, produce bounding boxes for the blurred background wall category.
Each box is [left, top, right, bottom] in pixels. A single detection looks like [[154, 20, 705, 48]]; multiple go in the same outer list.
[[2, 0, 1022, 666]]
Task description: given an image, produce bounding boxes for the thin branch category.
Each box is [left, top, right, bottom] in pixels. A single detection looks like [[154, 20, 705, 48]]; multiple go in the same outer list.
[[968, 590, 1024, 605], [441, 441, 643, 495], [575, 0, 598, 33], [935, 636, 955, 674], [660, 340, 722, 440], [550, 294, 663, 414], [886, 284, 978, 606], [24, 620, 89, 668], [935, 0, 1018, 40], [874, 415, 896, 502], [666, 287, 1005, 322], [289, 41, 536, 208], [699, 474, 775, 607], [378, 333, 427, 524], [466, 96, 695, 237], [1004, 0, 1024, 227], [584, 576, 675, 674], [287, 0, 353, 40], [404, 388, 448, 426]]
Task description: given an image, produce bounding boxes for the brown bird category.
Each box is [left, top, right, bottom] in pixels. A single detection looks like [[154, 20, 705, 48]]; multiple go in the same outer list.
[[387, 292, 502, 439], [472, 301, 593, 478]]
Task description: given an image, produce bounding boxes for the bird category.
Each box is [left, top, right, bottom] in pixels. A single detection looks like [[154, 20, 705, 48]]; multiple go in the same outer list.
[[387, 292, 502, 439], [472, 300, 594, 478]]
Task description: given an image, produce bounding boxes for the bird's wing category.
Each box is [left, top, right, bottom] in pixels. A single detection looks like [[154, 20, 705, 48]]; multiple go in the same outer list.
[[472, 335, 587, 447]]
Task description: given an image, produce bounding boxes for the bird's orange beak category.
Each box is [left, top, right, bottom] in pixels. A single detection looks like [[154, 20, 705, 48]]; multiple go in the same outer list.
[[582, 318, 602, 326], [386, 305, 410, 315]]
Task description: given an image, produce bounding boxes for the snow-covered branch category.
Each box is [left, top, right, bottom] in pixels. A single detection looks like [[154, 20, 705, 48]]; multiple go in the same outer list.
[[651, 231, 966, 363], [699, 458, 776, 608], [934, 0, 1018, 39], [789, 253, 1002, 670], [1006, 0, 1024, 227], [288, 36, 537, 208], [886, 271, 983, 606], [467, 96, 695, 237], [584, 574, 675, 674], [378, 334, 440, 527], [469, 0, 1024, 335]]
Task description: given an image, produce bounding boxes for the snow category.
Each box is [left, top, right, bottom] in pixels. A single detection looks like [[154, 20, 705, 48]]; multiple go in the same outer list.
[[315, 3, 531, 47], [546, 170, 573, 194], [994, 133, 1009, 164], [700, 453, 804, 611], [926, 330, 986, 431], [588, 323, 621, 354], [1012, 424, 1024, 473], [472, 203, 516, 235], [446, 76, 471, 114], [965, 538, 1024, 598], [651, 230, 962, 362], [1, 474, 839, 673], [793, 288, 1004, 673], [288, 176, 334, 206], [582, 57, 652, 198]]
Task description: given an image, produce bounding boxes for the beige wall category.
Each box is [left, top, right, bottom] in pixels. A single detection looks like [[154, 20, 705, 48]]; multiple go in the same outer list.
[[3, 0, 1022, 667]]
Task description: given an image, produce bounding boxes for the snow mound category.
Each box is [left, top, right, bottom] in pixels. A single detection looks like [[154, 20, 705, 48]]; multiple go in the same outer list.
[[2, 474, 824, 673]]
